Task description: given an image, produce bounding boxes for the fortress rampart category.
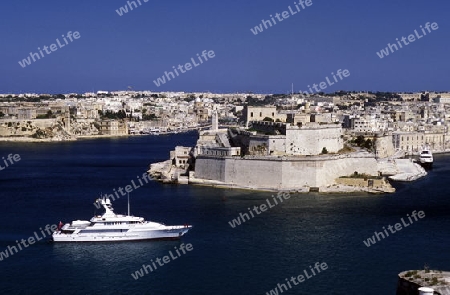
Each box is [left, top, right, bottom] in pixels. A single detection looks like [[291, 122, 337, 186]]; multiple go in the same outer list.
[[194, 153, 378, 190]]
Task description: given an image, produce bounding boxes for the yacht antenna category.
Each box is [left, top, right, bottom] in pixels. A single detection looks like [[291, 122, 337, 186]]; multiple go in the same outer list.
[[127, 192, 130, 216]]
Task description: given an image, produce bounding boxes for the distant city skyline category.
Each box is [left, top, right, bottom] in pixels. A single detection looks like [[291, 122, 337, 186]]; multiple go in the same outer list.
[[2, 89, 449, 96], [1, 0, 448, 94]]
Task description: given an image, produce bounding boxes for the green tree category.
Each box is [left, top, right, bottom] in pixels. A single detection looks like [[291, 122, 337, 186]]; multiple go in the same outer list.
[[364, 139, 373, 150], [354, 135, 365, 147], [142, 114, 158, 121]]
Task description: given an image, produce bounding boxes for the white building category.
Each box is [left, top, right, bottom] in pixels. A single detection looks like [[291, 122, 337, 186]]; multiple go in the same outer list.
[[353, 116, 388, 133]]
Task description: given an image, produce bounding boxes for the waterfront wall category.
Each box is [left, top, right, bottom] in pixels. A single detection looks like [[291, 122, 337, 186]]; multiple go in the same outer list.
[[194, 153, 379, 189]]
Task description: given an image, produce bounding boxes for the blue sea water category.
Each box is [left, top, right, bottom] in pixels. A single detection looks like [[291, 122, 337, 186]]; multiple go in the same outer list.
[[0, 132, 449, 295]]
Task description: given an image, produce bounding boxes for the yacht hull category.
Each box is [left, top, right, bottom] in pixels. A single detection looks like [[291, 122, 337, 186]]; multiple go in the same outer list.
[[419, 149, 433, 169], [419, 160, 433, 169], [52, 227, 191, 242]]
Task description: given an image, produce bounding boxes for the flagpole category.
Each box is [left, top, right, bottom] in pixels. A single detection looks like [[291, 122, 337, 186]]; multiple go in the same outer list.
[[127, 192, 130, 216]]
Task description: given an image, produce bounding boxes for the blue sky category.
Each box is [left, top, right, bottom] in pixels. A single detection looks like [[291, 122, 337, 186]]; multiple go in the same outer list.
[[0, 0, 448, 94]]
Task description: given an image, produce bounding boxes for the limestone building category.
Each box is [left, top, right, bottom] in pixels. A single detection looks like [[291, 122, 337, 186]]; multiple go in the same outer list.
[[392, 131, 446, 153], [243, 106, 286, 125], [100, 120, 128, 135]]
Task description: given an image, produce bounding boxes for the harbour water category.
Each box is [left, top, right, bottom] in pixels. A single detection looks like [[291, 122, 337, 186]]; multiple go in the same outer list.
[[0, 132, 449, 294]]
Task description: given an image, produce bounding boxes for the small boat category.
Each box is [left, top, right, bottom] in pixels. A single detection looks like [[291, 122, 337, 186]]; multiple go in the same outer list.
[[52, 197, 192, 242], [419, 148, 433, 168]]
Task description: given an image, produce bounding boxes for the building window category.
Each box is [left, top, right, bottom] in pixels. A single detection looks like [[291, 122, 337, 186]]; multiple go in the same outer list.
[[250, 112, 253, 117], [260, 112, 262, 117]]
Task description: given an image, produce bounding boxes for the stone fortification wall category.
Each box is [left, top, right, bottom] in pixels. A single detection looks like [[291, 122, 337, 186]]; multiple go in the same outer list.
[[336, 178, 386, 188], [315, 156, 378, 187], [31, 119, 55, 128], [268, 136, 287, 156], [223, 157, 284, 189], [246, 123, 343, 156], [285, 125, 343, 155], [0, 121, 37, 137], [249, 121, 286, 134], [375, 135, 396, 158], [0, 120, 55, 137], [248, 135, 287, 156], [195, 157, 228, 182], [248, 135, 269, 155], [195, 153, 379, 189]]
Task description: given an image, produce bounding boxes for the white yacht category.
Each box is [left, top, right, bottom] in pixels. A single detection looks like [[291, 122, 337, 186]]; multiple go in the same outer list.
[[419, 148, 433, 168], [52, 197, 192, 242]]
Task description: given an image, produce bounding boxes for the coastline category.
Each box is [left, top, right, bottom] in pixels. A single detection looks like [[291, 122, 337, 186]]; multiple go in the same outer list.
[[0, 137, 77, 143], [149, 154, 400, 194], [190, 175, 396, 194], [0, 127, 200, 143], [148, 147, 430, 194], [0, 134, 130, 142]]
